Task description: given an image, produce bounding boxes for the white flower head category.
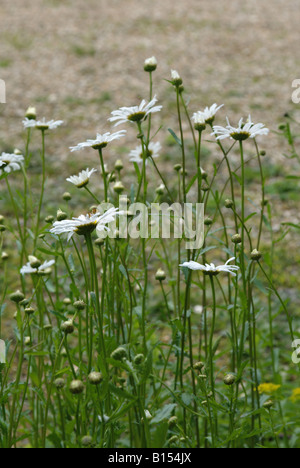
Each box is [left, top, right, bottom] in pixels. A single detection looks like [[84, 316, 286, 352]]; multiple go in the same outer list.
[[0, 153, 24, 176], [109, 96, 162, 127], [21, 259, 55, 275], [192, 113, 206, 126], [145, 56, 157, 66], [180, 257, 239, 277], [129, 141, 161, 164], [66, 168, 97, 188], [23, 118, 63, 131], [193, 305, 203, 315], [70, 130, 126, 152], [212, 115, 269, 141], [193, 103, 223, 126], [50, 207, 121, 241]]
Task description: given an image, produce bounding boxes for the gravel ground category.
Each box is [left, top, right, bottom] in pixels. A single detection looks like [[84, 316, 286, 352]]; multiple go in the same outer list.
[[1, 0, 299, 144], [0, 0, 299, 226]]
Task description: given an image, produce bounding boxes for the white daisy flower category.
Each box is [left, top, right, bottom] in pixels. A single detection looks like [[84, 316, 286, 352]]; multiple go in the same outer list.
[[212, 115, 269, 141], [109, 96, 162, 126], [129, 141, 161, 164], [70, 130, 126, 152], [193, 104, 224, 126], [0, 153, 24, 175], [180, 257, 239, 277], [21, 259, 55, 275], [66, 168, 97, 188], [50, 207, 121, 241], [23, 118, 63, 130], [192, 113, 206, 126]]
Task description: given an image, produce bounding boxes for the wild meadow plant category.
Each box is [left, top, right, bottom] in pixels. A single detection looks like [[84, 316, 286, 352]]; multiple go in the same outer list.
[[0, 57, 299, 448]]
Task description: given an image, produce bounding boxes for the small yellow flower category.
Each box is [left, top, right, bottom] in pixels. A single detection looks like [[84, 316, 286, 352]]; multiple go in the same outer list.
[[290, 388, 300, 403], [257, 383, 281, 395]]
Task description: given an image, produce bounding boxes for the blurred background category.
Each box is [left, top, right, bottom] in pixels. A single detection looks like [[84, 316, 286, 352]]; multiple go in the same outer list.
[[1, 0, 299, 148], [0, 0, 299, 210]]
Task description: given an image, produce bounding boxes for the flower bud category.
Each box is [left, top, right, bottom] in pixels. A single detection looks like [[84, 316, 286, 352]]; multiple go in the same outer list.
[[204, 217, 213, 226], [61, 320, 74, 334], [45, 215, 54, 224], [63, 192, 72, 201], [168, 416, 178, 428], [113, 181, 125, 194], [232, 234, 242, 244], [197, 374, 207, 380], [171, 70, 183, 87], [1, 252, 9, 261], [201, 169, 208, 180], [57, 209, 68, 221], [225, 199, 234, 209], [54, 378, 65, 389], [109, 173, 117, 183], [144, 410, 152, 420], [95, 238, 105, 247], [74, 300, 86, 311], [88, 371, 103, 385], [144, 56, 157, 72], [194, 121, 206, 132], [111, 347, 127, 361], [81, 435, 93, 447], [194, 361, 205, 371], [29, 255, 41, 269], [69, 380, 85, 395], [201, 183, 210, 192], [173, 164, 182, 172], [224, 374, 236, 386], [43, 323, 52, 331], [25, 106, 37, 120], [251, 249, 262, 261], [263, 400, 274, 410], [0, 225, 6, 232], [155, 184, 165, 196], [25, 307, 35, 316], [133, 354, 145, 366], [114, 159, 124, 171], [10, 290, 25, 304], [155, 268, 166, 281], [0, 215, 4, 223], [63, 298, 72, 305], [24, 337, 31, 346], [168, 435, 179, 445], [260, 150, 266, 157]]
